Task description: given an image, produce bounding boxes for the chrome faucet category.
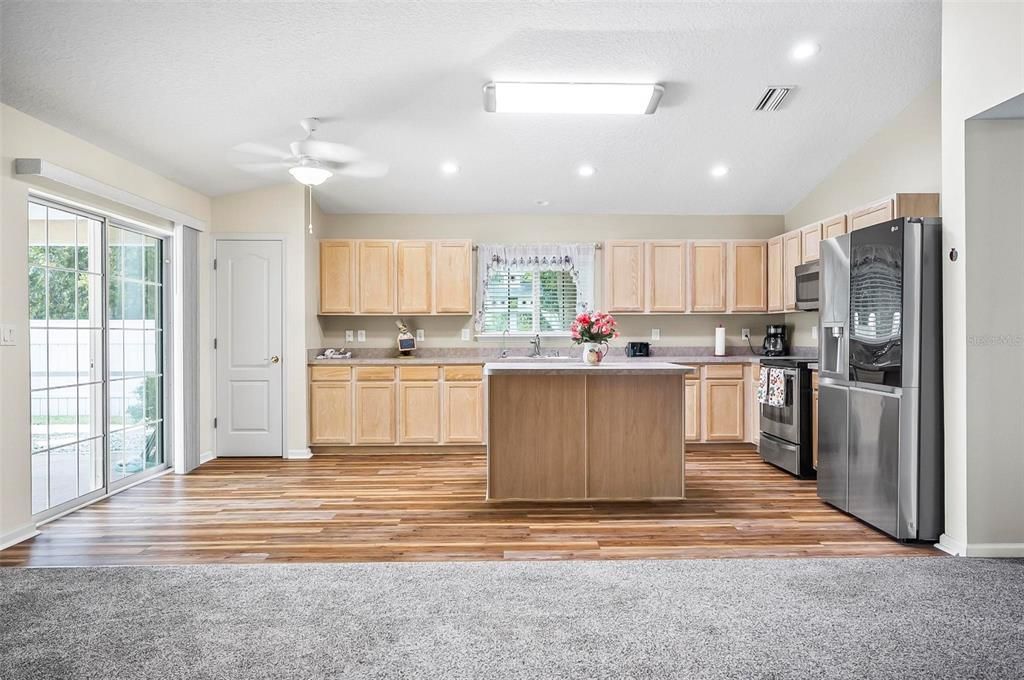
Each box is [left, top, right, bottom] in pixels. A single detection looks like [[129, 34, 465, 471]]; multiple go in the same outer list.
[[528, 334, 542, 358], [499, 329, 511, 358]]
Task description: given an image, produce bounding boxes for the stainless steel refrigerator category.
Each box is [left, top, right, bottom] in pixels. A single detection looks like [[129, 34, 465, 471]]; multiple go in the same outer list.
[[817, 217, 943, 541]]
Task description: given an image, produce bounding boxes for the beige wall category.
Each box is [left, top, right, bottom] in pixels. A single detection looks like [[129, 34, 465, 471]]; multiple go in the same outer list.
[[314, 213, 818, 352], [941, 0, 1024, 556], [0, 104, 211, 545], [785, 79, 941, 230], [209, 183, 311, 455]]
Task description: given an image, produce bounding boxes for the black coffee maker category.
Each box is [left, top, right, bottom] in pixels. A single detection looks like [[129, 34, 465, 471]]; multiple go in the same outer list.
[[762, 324, 787, 357]]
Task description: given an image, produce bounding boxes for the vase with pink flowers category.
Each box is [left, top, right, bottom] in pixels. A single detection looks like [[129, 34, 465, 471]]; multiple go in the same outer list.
[[569, 311, 619, 365]]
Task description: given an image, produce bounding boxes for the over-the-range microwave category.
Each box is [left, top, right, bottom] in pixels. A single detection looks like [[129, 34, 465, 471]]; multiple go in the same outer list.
[[795, 261, 819, 311]]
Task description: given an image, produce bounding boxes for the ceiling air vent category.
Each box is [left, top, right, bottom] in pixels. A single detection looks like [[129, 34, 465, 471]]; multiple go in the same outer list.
[[754, 86, 795, 112]]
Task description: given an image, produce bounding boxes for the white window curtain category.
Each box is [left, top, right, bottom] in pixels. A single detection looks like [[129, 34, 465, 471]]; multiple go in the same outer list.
[[474, 243, 596, 332]]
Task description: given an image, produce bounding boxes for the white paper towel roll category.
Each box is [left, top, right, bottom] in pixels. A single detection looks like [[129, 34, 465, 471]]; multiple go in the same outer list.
[[714, 325, 726, 356]]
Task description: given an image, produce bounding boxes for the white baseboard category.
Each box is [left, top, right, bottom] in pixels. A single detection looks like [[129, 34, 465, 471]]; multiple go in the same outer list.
[[199, 449, 215, 464], [936, 533, 966, 556], [285, 448, 313, 460], [0, 523, 40, 551], [965, 542, 1024, 558]]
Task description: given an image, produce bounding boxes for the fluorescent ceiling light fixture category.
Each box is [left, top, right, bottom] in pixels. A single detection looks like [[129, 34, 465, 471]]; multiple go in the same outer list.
[[289, 162, 332, 186], [790, 41, 820, 61], [577, 164, 596, 177], [440, 161, 459, 175], [484, 82, 664, 114], [710, 164, 730, 178]]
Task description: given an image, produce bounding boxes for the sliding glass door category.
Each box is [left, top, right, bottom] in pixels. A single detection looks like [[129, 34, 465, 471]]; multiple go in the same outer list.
[[29, 199, 168, 518]]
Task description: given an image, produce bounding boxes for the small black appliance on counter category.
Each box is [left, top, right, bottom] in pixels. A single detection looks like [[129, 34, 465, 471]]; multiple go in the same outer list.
[[625, 342, 650, 357], [762, 324, 787, 357]]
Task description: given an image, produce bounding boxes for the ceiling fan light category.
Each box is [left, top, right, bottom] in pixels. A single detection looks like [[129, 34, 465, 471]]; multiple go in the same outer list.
[[289, 165, 332, 186]]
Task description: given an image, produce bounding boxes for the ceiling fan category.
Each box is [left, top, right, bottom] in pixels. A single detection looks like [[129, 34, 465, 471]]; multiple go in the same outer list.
[[233, 118, 388, 186]]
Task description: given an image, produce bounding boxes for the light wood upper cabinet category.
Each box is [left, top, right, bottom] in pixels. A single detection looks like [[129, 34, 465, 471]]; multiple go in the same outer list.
[[689, 241, 727, 313], [397, 241, 433, 314], [645, 241, 686, 313], [849, 198, 894, 232], [767, 236, 784, 312], [684, 378, 701, 442], [399, 381, 441, 443], [704, 378, 745, 442], [358, 241, 396, 314], [604, 241, 645, 312], [309, 381, 352, 444], [434, 240, 473, 314], [782, 231, 802, 311], [443, 381, 484, 443], [822, 214, 847, 240], [355, 381, 397, 444], [801, 223, 822, 263], [728, 241, 767, 312], [319, 241, 357, 314]]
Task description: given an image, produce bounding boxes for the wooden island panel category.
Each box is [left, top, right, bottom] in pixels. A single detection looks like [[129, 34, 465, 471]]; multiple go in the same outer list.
[[586, 375, 684, 499], [487, 374, 587, 500]]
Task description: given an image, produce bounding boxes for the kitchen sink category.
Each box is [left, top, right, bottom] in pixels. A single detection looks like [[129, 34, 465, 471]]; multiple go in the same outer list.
[[498, 355, 575, 362]]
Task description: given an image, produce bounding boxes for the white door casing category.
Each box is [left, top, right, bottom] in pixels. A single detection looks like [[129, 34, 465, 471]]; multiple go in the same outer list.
[[215, 239, 284, 457]]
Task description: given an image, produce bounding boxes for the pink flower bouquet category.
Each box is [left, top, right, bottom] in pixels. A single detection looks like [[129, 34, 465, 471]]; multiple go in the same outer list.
[[569, 311, 620, 344]]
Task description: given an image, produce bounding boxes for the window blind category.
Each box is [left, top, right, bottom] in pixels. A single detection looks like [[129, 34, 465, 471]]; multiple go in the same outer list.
[[481, 269, 578, 334]]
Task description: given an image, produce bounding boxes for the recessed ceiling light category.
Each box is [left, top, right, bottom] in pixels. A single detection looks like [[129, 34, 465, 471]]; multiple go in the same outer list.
[[535, 199, 550, 206], [710, 164, 729, 178], [577, 164, 596, 177], [484, 82, 664, 115], [440, 161, 459, 175], [791, 41, 820, 61]]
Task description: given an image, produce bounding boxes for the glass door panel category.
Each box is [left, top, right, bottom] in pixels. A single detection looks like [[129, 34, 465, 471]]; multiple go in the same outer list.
[[108, 225, 165, 484], [28, 201, 105, 515]]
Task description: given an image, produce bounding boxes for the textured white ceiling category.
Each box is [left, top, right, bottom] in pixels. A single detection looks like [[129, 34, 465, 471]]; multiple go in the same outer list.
[[0, 1, 940, 215]]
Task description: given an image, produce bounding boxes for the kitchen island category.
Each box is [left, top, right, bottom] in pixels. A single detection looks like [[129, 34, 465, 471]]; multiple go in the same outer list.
[[484, 362, 695, 501]]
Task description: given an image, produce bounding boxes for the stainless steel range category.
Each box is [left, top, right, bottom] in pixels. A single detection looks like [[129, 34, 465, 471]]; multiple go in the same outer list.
[[759, 357, 816, 478]]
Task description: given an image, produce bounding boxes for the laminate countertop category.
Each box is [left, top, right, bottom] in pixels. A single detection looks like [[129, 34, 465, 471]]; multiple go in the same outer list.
[[484, 362, 696, 376], [307, 354, 800, 366]]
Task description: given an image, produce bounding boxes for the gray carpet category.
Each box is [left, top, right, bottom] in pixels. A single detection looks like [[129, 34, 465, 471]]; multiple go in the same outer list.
[[2, 558, 1023, 680]]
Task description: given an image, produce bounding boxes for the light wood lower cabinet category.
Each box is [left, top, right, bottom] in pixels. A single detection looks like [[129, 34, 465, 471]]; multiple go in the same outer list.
[[309, 382, 353, 444], [684, 378, 701, 442], [355, 382, 397, 444], [399, 381, 440, 443], [310, 364, 483, 448], [703, 378, 745, 442], [443, 382, 485, 443]]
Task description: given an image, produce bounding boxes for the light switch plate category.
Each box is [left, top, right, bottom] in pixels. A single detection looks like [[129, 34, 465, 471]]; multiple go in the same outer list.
[[811, 325, 818, 341], [461, 328, 471, 341], [741, 328, 750, 341], [416, 329, 425, 341], [651, 328, 661, 341], [345, 330, 354, 343], [357, 330, 366, 343], [0, 325, 14, 346]]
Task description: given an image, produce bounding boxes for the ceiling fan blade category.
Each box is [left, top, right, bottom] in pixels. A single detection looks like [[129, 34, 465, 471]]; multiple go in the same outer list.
[[335, 161, 389, 178], [233, 142, 293, 160], [291, 139, 364, 163], [235, 161, 291, 173]]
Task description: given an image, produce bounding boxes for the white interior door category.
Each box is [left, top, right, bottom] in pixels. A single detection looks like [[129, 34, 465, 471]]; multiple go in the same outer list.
[[215, 239, 284, 457]]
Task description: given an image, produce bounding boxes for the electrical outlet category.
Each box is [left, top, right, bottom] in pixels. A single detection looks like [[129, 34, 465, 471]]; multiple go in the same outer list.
[[0, 325, 14, 346], [416, 329, 425, 342], [357, 330, 366, 343], [651, 328, 661, 341], [741, 328, 750, 341], [811, 325, 819, 341], [345, 330, 354, 343], [461, 328, 471, 341]]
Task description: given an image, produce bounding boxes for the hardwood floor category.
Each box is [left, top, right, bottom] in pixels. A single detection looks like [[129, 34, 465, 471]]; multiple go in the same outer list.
[[0, 447, 939, 566]]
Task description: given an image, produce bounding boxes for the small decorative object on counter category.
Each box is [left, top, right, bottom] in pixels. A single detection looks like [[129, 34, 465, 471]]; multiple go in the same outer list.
[[395, 320, 416, 356], [316, 348, 351, 360], [570, 310, 619, 365]]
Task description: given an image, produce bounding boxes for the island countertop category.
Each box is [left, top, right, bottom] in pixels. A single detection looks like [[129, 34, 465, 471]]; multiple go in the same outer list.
[[483, 361, 696, 376]]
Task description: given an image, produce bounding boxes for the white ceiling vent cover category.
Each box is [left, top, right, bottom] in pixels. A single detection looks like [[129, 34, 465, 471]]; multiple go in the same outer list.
[[754, 86, 795, 112]]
